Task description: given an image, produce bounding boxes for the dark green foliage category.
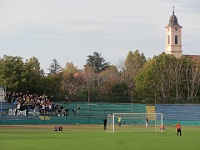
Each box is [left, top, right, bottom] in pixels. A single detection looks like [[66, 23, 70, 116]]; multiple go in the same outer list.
[[0, 55, 25, 92], [86, 52, 109, 74], [1, 50, 200, 103], [48, 58, 62, 75], [135, 53, 200, 103], [111, 82, 128, 96]]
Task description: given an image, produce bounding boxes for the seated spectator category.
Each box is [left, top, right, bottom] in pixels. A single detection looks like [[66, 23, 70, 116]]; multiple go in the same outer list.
[[7, 91, 61, 117], [54, 125, 59, 131], [61, 109, 66, 116], [160, 125, 165, 130], [72, 108, 76, 116], [59, 125, 63, 131]]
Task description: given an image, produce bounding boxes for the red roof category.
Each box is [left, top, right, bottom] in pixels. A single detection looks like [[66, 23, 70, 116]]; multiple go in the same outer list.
[[184, 55, 200, 61]]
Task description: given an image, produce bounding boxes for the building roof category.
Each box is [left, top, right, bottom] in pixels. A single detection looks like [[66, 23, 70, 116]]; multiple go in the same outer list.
[[187, 55, 200, 61], [183, 55, 200, 62], [167, 9, 182, 27]]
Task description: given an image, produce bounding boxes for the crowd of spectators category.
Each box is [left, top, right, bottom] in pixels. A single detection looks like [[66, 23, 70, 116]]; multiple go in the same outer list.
[[6, 91, 65, 116]]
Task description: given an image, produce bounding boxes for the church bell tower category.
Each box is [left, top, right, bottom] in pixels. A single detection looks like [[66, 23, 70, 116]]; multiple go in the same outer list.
[[165, 7, 182, 58]]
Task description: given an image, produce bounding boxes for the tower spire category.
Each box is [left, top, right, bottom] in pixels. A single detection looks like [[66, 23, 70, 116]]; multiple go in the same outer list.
[[173, 5, 175, 14]]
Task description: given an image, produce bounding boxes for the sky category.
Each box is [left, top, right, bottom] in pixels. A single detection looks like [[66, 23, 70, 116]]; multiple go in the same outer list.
[[0, 0, 200, 73]]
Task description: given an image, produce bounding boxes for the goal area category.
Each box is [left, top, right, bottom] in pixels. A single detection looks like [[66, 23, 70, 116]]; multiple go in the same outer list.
[[107, 113, 163, 132]]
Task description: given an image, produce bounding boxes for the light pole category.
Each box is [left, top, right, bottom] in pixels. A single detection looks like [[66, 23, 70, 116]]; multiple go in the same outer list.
[[155, 91, 157, 106], [87, 89, 90, 124], [0, 89, 2, 125], [0, 85, 3, 125]]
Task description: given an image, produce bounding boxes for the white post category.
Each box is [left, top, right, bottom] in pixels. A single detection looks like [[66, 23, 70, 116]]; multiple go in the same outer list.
[[161, 113, 163, 132], [0, 86, 3, 125], [111, 113, 163, 133], [112, 114, 114, 132], [154, 114, 156, 132]]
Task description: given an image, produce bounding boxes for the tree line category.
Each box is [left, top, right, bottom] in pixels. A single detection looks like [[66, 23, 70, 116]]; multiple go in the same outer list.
[[0, 51, 200, 104]]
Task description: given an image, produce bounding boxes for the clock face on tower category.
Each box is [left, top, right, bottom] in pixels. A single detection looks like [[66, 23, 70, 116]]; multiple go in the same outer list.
[[175, 27, 178, 31]]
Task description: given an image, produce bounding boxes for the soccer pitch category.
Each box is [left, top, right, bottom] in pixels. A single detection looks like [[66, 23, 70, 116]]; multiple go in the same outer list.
[[0, 125, 199, 150]]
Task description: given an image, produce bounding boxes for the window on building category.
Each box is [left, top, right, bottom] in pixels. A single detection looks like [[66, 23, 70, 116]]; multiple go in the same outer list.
[[168, 35, 170, 44], [175, 35, 178, 44]]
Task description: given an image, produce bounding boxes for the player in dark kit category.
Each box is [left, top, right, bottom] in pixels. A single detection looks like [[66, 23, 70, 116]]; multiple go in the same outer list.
[[176, 122, 181, 137], [103, 117, 107, 130]]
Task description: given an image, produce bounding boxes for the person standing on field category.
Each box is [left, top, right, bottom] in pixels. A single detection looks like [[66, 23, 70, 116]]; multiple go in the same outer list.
[[72, 108, 76, 116], [176, 122, 181, 137], [145, 117, 149, 128], [77, 105, 80, 115], [103, 117, 107, 130], [118, 115, 121, 127]]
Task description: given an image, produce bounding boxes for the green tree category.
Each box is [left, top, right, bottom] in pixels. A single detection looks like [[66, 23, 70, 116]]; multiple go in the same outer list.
[[48, 58, 62, 74], [0, 55, 25, 92], [61, 62, 79, 98], [182, 56, 200, 103], [86, 52, 109, 74], [135, 53, 200, 104], [135, 59, 155, 102], [22, 57, 43, 94], [42, 74, 63, 101], [135, 53, 176, 103], [125, 50, 146, 78], [124, 50, 146, 102]]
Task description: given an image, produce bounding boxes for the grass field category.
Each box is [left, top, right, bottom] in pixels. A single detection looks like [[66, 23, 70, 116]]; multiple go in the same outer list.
[[0, 125, 199, 150]]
